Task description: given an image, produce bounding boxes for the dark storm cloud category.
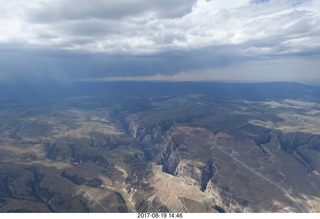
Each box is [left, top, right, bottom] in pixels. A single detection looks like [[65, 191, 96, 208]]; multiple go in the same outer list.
[[0, 43, 254, 83], [0, 0, 320, 82]]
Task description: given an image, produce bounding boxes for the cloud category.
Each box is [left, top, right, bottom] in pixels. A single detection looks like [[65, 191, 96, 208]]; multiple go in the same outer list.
[[251, 0, 270, 4], [0, 0, 319, 82], [27, 0, 197, 22], [1, 0, 319, 54], [0, 44, 247, 81]]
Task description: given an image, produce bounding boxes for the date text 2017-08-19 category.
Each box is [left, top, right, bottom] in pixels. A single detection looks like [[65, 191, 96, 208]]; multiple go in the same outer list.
[[137, 213, 183, 218]]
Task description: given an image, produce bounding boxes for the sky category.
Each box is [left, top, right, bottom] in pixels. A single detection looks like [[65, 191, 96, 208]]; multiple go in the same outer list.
[[0, 0, 319, 83]]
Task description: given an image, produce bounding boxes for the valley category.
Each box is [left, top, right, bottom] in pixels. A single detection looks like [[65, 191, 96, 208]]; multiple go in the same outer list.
[[0, 82, 319, 212]]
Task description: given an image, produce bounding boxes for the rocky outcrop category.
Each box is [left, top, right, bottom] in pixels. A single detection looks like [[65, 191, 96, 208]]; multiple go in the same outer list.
[[206, 181, 248, 213], [276, 131, 319, 171], [130, 119, 176, 162], [200, 160, 215, 192]]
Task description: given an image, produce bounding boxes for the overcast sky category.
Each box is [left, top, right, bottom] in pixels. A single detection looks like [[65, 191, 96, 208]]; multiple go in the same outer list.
[[0, 0, 319, 83]]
